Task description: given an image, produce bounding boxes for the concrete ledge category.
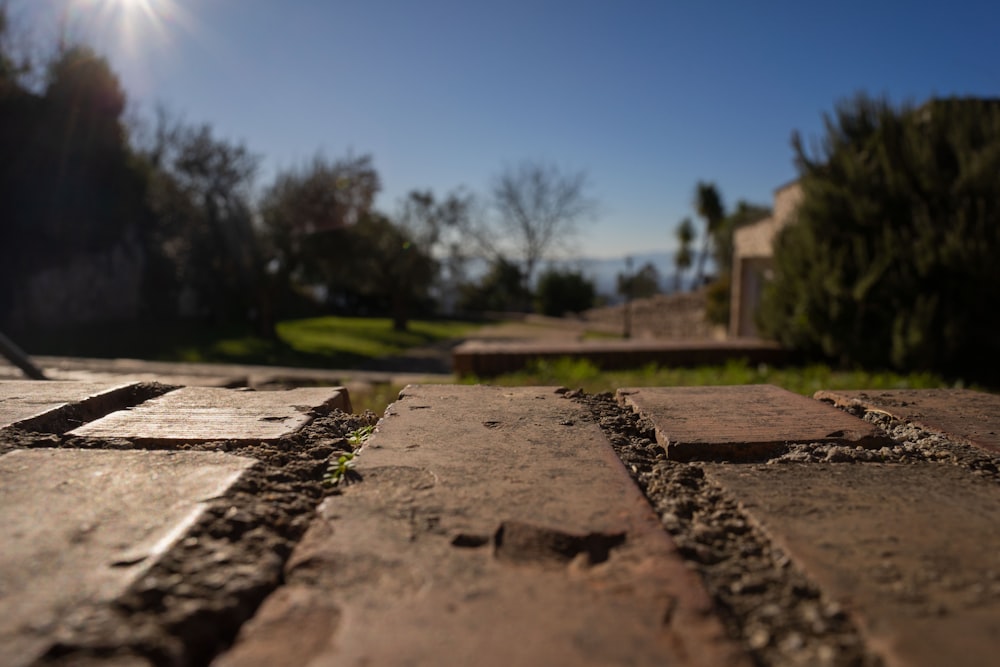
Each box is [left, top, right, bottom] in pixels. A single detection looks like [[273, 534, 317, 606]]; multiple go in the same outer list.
[[453, 338, 791, 376]]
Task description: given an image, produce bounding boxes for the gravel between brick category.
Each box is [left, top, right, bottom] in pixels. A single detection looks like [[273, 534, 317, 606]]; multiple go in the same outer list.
[[808, 399, 1000, 483], [575, 390, 881, 667], [577, 390, 1000, 667]]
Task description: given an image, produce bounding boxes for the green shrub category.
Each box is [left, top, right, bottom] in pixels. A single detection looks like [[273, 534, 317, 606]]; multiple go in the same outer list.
[[704, 274, 730, 326], [534, 269, 596, 317], [758, 95, 1000, 383]]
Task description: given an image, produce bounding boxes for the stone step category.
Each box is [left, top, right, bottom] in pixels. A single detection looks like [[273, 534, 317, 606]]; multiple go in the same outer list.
[[216, 384, 749, 667], [69, 386, 351, 445], [0, 448, 257, 667], [0, 380, 161, 434], [815, 388, 1000, 454], [619, 384, 887, 460]]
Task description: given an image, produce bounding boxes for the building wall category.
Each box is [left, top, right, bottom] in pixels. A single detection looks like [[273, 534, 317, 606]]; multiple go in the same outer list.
[[729, 181, 801, 337], [772, 181, 803, 229]]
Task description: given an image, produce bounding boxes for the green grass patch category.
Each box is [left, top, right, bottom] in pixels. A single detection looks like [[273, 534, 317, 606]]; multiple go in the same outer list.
[[460, 357, 963, 396], [341, 382, 400, 416], [276, 317, 475, 361], [23, 317, 481, 369]]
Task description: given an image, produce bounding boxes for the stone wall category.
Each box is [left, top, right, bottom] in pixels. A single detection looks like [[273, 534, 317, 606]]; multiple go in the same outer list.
[[582, 290, 716, 340], [5, 232, 146, 332]]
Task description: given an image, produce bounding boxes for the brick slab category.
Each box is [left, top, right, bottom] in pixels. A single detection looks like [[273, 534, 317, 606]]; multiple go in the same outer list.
[[217, 385, 748, 667], [705, 463, 1000, 667], [0, 448, 256, 667], [68, 386, 351, 443], [619, 384, 887, 460], [815, 388, 1000, 454], [0, 380, 145, 432]]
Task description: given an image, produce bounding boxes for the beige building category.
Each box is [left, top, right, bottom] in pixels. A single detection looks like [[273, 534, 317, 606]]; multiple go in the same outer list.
[[729, 181, 802, 338]]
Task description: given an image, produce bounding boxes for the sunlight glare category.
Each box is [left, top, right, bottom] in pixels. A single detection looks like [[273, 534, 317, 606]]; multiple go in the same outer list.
[[63, 0, 205, 95], [67, 0, 197, 58]]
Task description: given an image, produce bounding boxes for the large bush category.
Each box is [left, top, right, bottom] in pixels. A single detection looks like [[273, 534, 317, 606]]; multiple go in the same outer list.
[[535, 269, 596, 317], [457, 259, 532, 313], [759, 95, 1000, 381]]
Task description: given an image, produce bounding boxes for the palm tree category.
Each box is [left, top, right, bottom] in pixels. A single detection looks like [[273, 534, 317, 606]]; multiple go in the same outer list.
[[674, 217, 695, 291], [692, 181, 725, 289]]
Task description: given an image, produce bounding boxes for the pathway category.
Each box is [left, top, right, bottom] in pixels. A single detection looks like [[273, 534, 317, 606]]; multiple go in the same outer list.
[[1, 378, 999, 665]]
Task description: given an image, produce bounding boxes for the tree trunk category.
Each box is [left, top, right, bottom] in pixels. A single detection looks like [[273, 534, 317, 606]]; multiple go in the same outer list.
[[391, 293, 409, 332], [693, 236, 711, 290]]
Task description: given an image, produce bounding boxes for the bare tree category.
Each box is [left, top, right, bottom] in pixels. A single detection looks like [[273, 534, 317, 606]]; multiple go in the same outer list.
[[490, 160, 596, 290], [396, 189, 474, 313]]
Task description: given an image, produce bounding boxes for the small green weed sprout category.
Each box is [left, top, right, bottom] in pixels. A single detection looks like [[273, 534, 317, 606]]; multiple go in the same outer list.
[[323, 452, 357, 487], [348, 424, 376, 448], [323, 425, 376, 487]]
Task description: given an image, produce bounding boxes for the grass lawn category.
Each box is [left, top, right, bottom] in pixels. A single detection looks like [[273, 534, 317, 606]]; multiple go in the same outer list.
[[459, 357, 964, 396], [24, 316, 481, 369], [274, 317, 475, 362]]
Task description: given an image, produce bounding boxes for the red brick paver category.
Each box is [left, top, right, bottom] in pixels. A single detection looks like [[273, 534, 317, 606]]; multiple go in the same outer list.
[[619, 384, 886, 460], [0, 380, 144, 432], [0, 448, 256, 667], [69, 386, 350, 443], [217, 385, 749, 667], [815, 388, 1000, 454], [704, 463, 1000, 667]]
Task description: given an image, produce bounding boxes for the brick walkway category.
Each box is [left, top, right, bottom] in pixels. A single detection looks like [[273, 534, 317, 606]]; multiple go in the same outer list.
[[1, 379, 999, 665]]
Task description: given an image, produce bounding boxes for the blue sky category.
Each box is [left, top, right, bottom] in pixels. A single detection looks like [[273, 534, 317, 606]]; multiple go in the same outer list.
[[10, 0, 1000, 258]]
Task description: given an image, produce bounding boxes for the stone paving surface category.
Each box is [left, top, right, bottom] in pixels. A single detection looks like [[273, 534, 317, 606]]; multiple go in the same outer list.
[[0, 448, 256, 667], [69, 386, 350, 443], [816, 388, 1000, 454], [2, 377, 1000, 666], [704, 463, 1000, 667], [1, 355, 450, 391], [0, 381, 144, 432], [619, 384, 887, 460], [217, 385, 749, 667]]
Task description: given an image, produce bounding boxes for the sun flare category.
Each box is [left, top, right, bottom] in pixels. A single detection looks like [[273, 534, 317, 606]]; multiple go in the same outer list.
[[58, 0, 204, 96], [67, 0, 194, 54]]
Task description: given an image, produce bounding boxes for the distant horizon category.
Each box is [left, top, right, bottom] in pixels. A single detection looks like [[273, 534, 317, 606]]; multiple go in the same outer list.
[[9, 0, 999, 257]]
